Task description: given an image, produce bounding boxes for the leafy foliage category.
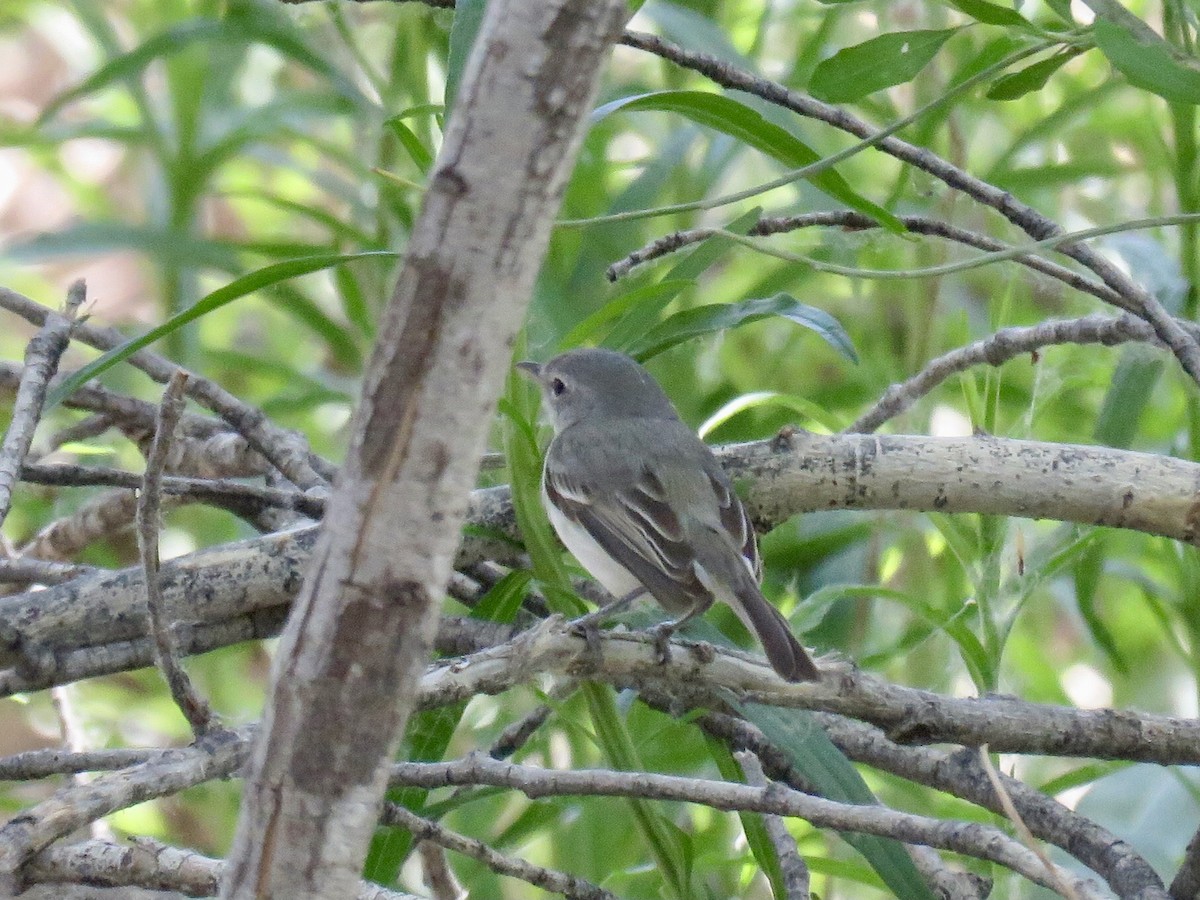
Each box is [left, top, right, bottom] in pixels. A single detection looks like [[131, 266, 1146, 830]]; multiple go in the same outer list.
[[3, 0, 1200, 897]]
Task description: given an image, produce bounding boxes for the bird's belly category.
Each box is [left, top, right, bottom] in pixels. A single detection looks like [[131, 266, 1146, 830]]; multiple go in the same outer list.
[[545, 491, 642, 599]]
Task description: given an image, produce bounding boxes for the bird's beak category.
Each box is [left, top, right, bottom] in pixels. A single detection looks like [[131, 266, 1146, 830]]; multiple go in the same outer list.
[[515, 360, 542, 381]]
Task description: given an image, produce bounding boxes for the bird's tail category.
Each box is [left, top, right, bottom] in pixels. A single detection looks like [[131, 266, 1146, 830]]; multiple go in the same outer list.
[[733, 585, 820, 682]]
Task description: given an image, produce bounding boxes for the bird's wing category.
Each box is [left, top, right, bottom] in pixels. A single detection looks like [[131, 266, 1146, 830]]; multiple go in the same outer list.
[[700, 455, 761, 581], [544, 430, 712, 613]]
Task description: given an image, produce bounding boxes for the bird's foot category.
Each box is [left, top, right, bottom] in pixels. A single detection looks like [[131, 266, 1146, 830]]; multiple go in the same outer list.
[[569, 617, 605, 670], [650, 622, 677, 666]]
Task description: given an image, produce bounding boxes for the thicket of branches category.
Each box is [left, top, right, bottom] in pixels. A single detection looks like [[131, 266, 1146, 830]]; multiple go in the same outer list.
[[2, 0, 1200, 897]]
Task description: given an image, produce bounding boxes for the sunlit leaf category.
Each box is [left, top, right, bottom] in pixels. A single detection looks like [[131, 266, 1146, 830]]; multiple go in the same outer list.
[[810, 29, 959, 102], [625, 292, 859, 363]]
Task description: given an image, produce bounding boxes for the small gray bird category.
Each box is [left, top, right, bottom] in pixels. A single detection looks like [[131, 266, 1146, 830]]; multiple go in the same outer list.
[[518, 348, 820, 682]]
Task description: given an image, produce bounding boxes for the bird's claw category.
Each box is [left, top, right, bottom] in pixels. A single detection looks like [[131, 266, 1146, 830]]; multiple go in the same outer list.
[[650, 623, 676, 666]]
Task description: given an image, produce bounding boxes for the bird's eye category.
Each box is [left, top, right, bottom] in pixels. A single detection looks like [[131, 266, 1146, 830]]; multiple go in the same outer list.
[[550, 377, 567, 396]]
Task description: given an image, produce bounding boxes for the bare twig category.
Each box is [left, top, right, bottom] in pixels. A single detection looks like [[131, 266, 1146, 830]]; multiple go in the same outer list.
[[417, 841, 465, 900], [608, 212, 1123, 309], [615, 30, 1200, 386], [44, 413, 115, 453], [137, 371, 217, 738], [807, 714, 1167, 899], [389, 754, 1106, 898], [1170, 826, 1200, 900], [0, 728, 249, 894], [848, 313, 1162, 433], [21, 488, 138, 561], [978, 745, 1080, 900], [24, 836, 419, 900], [21, 462, 325, 518], [0, 281, 85, 529], [0, 287, 332, 490], [414, 621, 1200, 766], [382, 803, 616, 900], [0, 612, 515, 697], [0, 557, 96, 586], [735, 751, 810, 900], [0, 747, 158, 780]]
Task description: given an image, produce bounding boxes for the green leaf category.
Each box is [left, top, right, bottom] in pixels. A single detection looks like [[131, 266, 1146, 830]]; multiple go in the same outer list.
[[1094, 347, 1164, 449], [604, 208, 763, 352], [947, 0, 1035, 29], [593, 91, 902, 231], [560, 280, 695, 350], [45, 251, 397, 409], [625, 293, 859, 363], [445, 0, 487, 115], [729, 700, 936, 900], [810, 29, 959, 102], [473, 570, 532, 624], [987, 50, 1080, 100], [1094, 17, 1200, 105], [1072, 538, 1130, 675], [705, 737, 787, 900], [39, 19, 226, 122], [386, 116, 434, 174]]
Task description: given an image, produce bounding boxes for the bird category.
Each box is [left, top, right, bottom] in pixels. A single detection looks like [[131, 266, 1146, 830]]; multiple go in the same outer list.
[[517, 347, 820, 682]]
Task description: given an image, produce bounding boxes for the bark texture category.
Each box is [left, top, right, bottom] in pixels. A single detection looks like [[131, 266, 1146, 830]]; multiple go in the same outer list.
[[218, 1, 628, 896]]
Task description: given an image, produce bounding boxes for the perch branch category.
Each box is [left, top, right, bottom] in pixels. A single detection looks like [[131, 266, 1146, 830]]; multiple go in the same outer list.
[[389, 753, 1105, 898], [137, 371, 218, 738], [0, 281, 85, 529], [382, 803, 616, 900]]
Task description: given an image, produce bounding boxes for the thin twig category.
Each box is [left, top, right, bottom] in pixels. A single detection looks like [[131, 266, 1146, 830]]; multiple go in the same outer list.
[[804, 713, 1165, 899], [389, 754, 1106, 898], [0, 281, 86, 530], [608, 212, 1123, 309], [736, 751, 810, 900], [23, 836, 420, 900], [417, 841, 466, 900], [0, 362, 271, 479], [1170, 826, 1200, 900], [0, 558, 96, 586], [21, 489, 138, 561], [978, 746, 1080, 900], [848, 313, 1163, 433], [615, 29, 1200, 386], [0, 728, 249, 893], [0, 747, 158, 780], [137, 370, 217, 738], [382, 802, 617, 900], [20, 462, 325, 517], [0, 287, 332, 490]]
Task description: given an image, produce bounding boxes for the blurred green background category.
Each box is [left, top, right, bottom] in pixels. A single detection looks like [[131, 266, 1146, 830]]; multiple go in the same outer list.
[[2, 0, 1199, 896]]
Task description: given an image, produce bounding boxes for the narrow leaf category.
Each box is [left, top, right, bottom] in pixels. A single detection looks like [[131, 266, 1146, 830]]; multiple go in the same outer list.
[[729, 700, 936, 900], [46, 252, 397, 409], [810, 29, 959, 102], [445, 0, 487, 114], [948, 0, 1035, 29], [987, 50, 1080, 100], [625, 293, 859, 363], [1094, 17, 1200, 105], [594, 91, 902, 231]]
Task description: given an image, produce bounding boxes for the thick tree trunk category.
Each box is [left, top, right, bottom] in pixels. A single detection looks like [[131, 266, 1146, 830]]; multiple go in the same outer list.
[[219, 1, 628, 896]]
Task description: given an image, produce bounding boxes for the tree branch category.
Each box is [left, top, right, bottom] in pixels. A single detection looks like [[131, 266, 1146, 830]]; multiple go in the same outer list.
[[389, 753, 1106, 898], [0, 281, 85, 530], [220, 1, 630, 896]]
